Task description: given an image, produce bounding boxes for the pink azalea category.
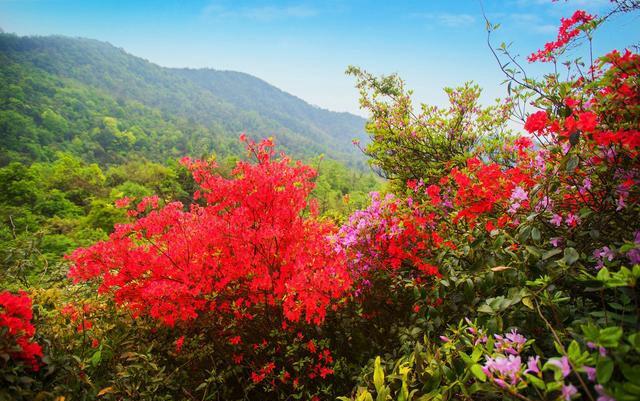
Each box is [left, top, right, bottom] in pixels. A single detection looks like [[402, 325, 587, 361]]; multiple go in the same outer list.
[[549, 356, 571, 378], [525, 356, 540, 375], [562, 383, 578, 401]]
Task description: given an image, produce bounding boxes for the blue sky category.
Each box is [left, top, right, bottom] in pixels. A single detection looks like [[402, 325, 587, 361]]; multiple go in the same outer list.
[[1, 0, 638, 116]]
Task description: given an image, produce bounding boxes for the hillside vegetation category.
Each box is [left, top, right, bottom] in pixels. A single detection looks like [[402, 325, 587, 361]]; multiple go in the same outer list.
[[0, 33, 368, 166], [1, 4, 639, 401]]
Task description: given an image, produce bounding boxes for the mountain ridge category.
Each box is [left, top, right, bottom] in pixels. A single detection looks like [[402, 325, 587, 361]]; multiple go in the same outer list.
[[0, 32, 368, 166]]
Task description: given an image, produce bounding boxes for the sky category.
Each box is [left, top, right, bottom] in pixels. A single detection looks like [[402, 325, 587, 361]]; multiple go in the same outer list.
[[1, 0, 638, 116]]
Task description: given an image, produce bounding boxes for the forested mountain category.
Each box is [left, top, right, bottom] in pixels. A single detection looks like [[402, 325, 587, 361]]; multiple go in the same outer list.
[[0, 33, 368, 166]]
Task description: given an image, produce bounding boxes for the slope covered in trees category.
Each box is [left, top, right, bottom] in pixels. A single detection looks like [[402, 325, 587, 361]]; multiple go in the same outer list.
[[0, 33, 368, 167]]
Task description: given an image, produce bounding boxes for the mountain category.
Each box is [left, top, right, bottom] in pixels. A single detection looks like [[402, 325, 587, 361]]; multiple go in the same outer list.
[[0, 33, 368, 167]]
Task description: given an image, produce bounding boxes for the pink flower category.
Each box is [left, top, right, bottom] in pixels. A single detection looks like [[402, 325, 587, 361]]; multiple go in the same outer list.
[[510, 186, 529, 202], [583, 366, 596, 381], [565, 213, 580, 227], [495, 329, 527, 355], [562, 383, 578, 401], [594, 384, 615, 401], [549, 356, 571, 378], [550, 214, 563, 227], [525, 356, 540, 375]]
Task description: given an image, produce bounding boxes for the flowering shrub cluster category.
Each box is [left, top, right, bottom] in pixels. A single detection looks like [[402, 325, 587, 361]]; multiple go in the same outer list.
[[68, 137, 351, 327], [340, 5, 639, 401], [2, 3, 638, 401], [0, 291, 42, 372]]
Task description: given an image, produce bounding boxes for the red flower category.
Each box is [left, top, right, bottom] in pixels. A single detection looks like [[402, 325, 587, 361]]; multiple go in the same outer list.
[[306, 340, 317, 354], [251, 371, 265, 383], [576, 111, 598, 132], [175, 336, 185, 354], [524, 111, 549, 133], [0, 291, 42, 371], [68, 137, 351, 329], [528, 10, 595, 62]]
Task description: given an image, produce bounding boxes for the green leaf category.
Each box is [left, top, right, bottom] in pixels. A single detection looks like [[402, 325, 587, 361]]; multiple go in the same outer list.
[[525, 245, 542, 258], [524, 373, 545, 390], [567, 340, 580, 360], [531, 227, 541, 242], [90, 349, 102, 367], [597, 358, 614, 384], [373, 356, 384, 392], [566, 155, 579, 172], [477, 304, 494, 314], [542, 248, 563, 260], [599, 326, 623, 347], [470, 364, 486, 382], [563, 248, 580, 265]]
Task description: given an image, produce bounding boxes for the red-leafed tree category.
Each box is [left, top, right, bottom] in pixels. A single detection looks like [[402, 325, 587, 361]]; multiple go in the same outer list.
[[67, 137, 351, 328]]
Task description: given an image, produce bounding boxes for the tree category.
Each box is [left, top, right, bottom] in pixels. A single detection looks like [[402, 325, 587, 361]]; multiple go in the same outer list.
[[346, 67, 513, 189]]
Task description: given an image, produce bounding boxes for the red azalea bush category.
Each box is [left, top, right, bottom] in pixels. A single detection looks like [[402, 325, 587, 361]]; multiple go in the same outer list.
[[0, 290, 42, 372], [68, 136, 351, 327], [66, 136, 353, 399]]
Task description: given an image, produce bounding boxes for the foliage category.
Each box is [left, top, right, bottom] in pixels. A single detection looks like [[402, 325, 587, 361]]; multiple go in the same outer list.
[[0, 2, 638, 401], [346, 67, 513, 189], [341, 4, 639, 401], [0, 33, 368, 167]]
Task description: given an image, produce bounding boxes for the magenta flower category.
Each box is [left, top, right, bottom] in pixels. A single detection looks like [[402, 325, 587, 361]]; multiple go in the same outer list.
[[550, 237, 563, 247], [594, 246, 615, 262], [583, 366, 596, 381], [510, 186, 528, 202], [550, 214, 563, 227], [565, 213, 580, 227], [483, 355, 522, 386], [495, 329, 527, 355], [549, 356, 571, 378], [525, 356, 540, 375], [562, 383, 578, 401]]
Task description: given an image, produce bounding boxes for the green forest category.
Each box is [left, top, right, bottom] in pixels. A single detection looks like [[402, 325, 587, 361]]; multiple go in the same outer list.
[[0, 32, 380, 291]]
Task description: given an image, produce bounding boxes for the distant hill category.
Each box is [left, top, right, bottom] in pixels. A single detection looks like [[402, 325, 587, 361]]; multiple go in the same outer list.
[[0, 33, 368, 166]]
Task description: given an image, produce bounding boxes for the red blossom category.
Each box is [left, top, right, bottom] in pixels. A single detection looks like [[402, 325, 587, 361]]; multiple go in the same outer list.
[[0, 291, 43, 371], [175, 336, 185, 353], [68, 138, 351, 328], [524, 111, 549, 133], [528, 10, 595, 62]]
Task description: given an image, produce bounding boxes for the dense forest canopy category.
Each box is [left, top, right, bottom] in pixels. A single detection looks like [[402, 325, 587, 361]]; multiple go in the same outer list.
[[0, 33, 369, 167]]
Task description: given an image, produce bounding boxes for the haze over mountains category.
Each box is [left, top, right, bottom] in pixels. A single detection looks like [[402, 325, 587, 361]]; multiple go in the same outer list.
[[0, 33, 368, 167]]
